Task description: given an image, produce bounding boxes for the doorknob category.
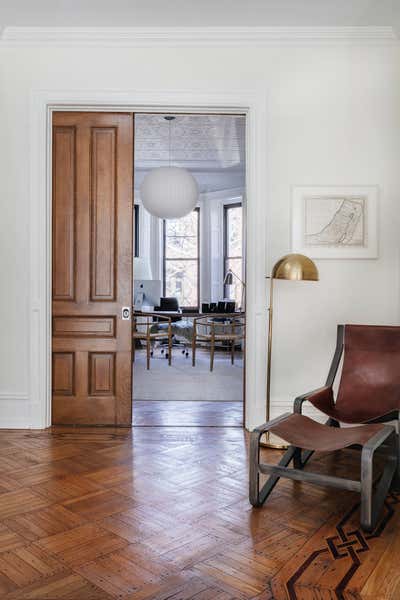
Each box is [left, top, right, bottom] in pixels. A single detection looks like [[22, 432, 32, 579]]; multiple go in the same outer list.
[[122, 307, 131, 320]]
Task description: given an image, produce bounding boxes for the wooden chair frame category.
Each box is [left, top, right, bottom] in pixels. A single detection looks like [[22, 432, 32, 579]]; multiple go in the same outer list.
[[249, 325, 399, 532], [132, 312, 172, 370], [192, 313, 245, 372]]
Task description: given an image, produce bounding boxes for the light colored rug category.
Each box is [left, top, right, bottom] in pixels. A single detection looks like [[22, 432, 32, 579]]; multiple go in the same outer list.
[[133, 348, 243, 401]]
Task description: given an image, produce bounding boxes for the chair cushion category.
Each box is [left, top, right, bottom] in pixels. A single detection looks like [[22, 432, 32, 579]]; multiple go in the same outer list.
[[269, 413, 385, 452]]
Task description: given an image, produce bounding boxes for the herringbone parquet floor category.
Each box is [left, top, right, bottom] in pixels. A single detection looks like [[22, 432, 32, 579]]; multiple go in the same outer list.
[[0, 426, 397, 599]]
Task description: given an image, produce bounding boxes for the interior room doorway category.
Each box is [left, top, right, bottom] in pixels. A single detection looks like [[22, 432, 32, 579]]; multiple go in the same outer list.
[[132, 113, 246, 427], [51, 109, 246, 427]]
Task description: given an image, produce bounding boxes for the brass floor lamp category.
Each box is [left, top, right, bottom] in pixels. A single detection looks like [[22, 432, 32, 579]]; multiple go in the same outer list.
[[261, 253, 319, 449]]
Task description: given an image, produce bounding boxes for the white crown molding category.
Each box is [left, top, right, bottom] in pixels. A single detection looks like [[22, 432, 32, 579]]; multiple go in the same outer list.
[[0, 26, 398, 47]]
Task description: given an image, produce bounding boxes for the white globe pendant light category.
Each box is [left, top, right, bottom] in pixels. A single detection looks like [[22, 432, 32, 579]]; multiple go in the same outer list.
[[140, 166, 198, 220], [140, 116, 199, 220]]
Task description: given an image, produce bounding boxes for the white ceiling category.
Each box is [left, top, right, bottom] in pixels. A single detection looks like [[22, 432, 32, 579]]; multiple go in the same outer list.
[[0, 0, 399, 29], [134, 114, 246, 195]]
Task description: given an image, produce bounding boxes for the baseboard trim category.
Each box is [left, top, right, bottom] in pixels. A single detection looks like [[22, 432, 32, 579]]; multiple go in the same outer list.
[[0, 393, 47, 429]]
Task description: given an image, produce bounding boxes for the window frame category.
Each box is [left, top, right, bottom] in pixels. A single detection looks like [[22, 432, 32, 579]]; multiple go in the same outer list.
[[162, 207, 200, 311], [223, 202, 243, 301]]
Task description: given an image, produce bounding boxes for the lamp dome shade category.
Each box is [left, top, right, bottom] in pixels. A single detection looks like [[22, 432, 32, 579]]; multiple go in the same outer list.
[[140, 166, 199, 219], [272, 253, 319, 281]]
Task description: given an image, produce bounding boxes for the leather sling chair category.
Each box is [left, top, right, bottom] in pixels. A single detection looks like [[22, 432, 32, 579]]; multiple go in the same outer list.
[[250, 324, 399, 532]]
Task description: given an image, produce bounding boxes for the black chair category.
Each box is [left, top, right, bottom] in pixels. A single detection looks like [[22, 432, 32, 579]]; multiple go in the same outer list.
[[154, 297, 190, 358], [155, 297, 182, 322]]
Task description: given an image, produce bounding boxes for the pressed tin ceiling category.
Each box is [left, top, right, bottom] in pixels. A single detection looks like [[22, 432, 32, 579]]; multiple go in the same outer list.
[[134, 114, 246, 195]]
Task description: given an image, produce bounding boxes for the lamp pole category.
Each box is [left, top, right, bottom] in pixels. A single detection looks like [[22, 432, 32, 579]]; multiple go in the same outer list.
[[260, 253, 319, 449], [266, 276, 274, 423], [260, 275, 287, 449]]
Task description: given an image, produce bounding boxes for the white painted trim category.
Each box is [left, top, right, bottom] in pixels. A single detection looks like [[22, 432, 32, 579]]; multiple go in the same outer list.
[[1, 26, 397, 47], [0, 394, 34, 430], [28, 88, 268, 431], [0, 393, 29, 402], [200, 187, 245, 203]]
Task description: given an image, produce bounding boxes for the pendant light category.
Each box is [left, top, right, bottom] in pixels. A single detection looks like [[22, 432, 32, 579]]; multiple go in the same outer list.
[[140, 116, 199, 219]]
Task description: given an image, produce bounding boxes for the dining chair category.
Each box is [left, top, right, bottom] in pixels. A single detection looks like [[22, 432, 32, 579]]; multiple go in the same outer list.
[[132, 312, 172, 370], [192, 313, 245, 371]]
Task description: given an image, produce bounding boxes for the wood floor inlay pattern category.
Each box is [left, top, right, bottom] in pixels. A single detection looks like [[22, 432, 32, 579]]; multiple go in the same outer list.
[[0, 427, 397, 599]]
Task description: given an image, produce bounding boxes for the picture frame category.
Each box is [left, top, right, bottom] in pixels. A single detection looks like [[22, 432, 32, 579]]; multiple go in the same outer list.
[[291, 185, 379, 259]]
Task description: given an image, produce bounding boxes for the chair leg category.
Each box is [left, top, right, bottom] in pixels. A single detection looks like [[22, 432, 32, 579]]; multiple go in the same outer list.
[[168, 335, 172, 366], [146, 339, 151, 370], [293, 447, 303, 470], [210, 338, 215, 372], [231, 340, 235, 365], [249, 431, 261, 507], [361, 429, 397, 532], [192, 336, 196, 367], [392, 435, 400, 492], [249, 430, 297, 507], [391, 417, 400, 492]]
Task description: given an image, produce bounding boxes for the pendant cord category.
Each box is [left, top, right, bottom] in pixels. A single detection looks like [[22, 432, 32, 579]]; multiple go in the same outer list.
[[164, 115, 175, 168]]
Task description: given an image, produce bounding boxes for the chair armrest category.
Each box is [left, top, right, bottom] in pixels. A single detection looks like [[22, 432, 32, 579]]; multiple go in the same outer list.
[[151, 312, 172, 324], [293, 386, 334, 414], [252, 413, 291, 435], [363, 425, 396, 453]]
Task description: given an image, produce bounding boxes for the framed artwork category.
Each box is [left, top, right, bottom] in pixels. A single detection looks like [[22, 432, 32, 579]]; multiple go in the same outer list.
[[292, 186, 378, 259]]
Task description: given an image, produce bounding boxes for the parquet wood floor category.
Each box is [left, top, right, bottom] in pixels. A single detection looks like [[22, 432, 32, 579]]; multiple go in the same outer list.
[[132, 401, 243, 427], [0, 426, 397, 599]]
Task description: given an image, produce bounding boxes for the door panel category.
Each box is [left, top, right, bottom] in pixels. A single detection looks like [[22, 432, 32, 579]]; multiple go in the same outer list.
[[52, 316, 116, 338], [52, 126, 76, 301], [90, 127, 117, 301], [52, 112, 133, 425]]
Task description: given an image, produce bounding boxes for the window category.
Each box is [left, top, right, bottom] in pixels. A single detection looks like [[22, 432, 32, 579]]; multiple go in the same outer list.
[[224, 203, 243, 307], [163, 209, 200, 309]]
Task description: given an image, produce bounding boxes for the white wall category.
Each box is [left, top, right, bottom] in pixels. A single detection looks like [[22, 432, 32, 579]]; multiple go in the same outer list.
[[0, 40, 400, 428], [202, 191, 244, 305]]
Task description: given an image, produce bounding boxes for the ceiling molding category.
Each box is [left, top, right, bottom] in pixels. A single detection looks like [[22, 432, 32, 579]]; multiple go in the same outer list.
[[0, 26, 398, 47]]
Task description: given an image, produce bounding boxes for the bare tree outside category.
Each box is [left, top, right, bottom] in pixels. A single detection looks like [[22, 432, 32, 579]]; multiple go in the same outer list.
[[225, 204, 243, 307], [164, 210, 199, 308]]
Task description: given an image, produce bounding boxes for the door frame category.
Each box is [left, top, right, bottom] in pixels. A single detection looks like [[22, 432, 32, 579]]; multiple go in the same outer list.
[[29, 88, 268, 430]]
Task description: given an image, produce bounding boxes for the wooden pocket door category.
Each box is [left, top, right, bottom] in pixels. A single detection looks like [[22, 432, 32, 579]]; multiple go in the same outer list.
[[52, 112, 133, 425]]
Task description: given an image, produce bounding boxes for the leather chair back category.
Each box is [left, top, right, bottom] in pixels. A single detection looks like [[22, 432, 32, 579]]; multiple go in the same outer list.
[[336, 325, 400, 422]]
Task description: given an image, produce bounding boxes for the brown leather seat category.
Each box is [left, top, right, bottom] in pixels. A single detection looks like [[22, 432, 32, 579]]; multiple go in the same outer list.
[[269, 413, 385, 452]]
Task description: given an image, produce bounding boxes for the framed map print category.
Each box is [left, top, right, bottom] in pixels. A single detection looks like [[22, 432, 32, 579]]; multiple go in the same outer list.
[[292, 186, 378, 259]]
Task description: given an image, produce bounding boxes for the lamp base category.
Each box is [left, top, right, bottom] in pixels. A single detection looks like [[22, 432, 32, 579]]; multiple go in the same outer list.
[[259, 432, 288, 450]]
